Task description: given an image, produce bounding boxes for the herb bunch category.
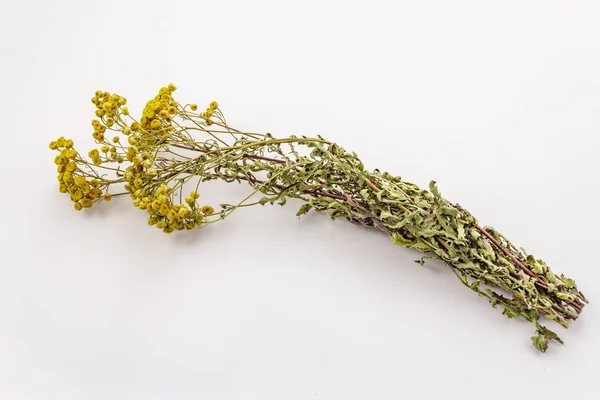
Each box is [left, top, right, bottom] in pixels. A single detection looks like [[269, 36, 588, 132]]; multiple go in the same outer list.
[[49, 84, 588, 352]]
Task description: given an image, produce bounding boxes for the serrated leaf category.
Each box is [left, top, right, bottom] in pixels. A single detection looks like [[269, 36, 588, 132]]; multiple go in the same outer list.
[[502, 307, 520, 318], [531, 333, 548, 352], [296, 204, 312, 216]]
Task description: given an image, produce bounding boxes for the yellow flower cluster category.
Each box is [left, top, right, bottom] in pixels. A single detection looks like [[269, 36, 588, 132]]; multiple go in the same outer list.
[[140, 84, 178, 133], [51, 83, 217, 234], [50, 137, 111, 210], [201, 101, 219, 124], [90, 91, 128, 142], [130, 185, 214, 234]]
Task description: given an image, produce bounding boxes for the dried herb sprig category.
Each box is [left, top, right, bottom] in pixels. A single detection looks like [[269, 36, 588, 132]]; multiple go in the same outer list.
[[49, 84, 588, 352]]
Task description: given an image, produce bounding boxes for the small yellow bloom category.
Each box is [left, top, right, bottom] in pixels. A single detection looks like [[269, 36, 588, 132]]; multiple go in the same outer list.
[[74, 202, 83, 211], [150, 119, 161, 129], [159, 204, 169, 215], [106, 119, 115, 127], [167, 210, 178, 220], [121, 107, 129, 115], [64, 139, 74, 148], [190, 104, 198, 111], [103, 193, 112, 201], [101, 145, 110, 153], [168, 106, 177, 115], [159, 109, 169, 119], [168, 83, 177, 92], [202, 205, 214, 215], [66, 162, 76, 172], [95, 109, 105, 118], [190, 191, 200, 199], [88, 149, 99, 158], [59, 184, 68, 193], [49, 141, 58, 150], [178, 207, 190, 218], [130, 122, 139, 131], [81, 198, 93, 208], [209, 101, 218, 110], [112, 136, 120, 143], [73, 190, 84, 201], [74, 176, 86, 186]]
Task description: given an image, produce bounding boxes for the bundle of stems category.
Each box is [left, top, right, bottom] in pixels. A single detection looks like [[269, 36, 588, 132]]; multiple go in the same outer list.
[[49, 84, 588, 352]]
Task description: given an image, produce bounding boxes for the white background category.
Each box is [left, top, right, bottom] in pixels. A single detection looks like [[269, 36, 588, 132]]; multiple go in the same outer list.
[[1, 0, 599, 398]]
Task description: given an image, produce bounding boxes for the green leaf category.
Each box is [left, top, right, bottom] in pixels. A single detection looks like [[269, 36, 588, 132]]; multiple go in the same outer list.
[[429, 180, 441, 200], [531, 333, 548, 352], [390, 232, 415, 248], [457, 223, 465, 240], [560, 274, 577, 288], [296, 204, 312, 216], [531, 263, 543, 274], [502, 307, 520, 318], [556, 292, 573, 302]]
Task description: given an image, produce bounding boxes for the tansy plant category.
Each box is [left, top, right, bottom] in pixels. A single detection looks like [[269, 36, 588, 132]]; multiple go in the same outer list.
[[50, 84, 588, 352]]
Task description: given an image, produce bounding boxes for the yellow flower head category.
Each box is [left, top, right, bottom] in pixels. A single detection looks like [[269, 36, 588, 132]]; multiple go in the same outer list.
[[74, 176, 86, 186], [74, 202, 83, 211], [209, 101, 218, 110], [150, 119, 161, 130], [167, 210, 178, 220], [202, 205, 214, 215], [190, 104, 198, 111], [159, 204, 170, 215]]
